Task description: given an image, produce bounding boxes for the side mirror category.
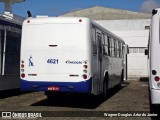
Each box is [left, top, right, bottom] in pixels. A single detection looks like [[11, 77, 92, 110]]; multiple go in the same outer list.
[[145, 49, 148, 55]]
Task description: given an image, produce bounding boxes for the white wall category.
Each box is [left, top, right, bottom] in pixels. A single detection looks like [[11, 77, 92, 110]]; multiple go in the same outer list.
[[96, 19, 150, 79]]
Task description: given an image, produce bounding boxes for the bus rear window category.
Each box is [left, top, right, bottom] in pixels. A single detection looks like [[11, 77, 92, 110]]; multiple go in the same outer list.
[[23, 24, 85, 51]]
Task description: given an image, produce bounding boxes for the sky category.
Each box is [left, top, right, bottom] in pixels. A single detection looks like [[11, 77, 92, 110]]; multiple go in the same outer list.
[[0, 0, 160, 17]]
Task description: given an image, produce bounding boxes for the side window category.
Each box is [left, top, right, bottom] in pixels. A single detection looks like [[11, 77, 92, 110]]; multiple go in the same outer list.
[[122, 43, 125, 58], [114, 39, 117, 57], [115, 40, 119, 58], [108, 36, 110, 56], [103, 34, 109, 56], [111, 38, 114, 57], [5, 31, 21, 74], [118, 41, 122, 58], [92, 28, 97, 55], [116, 40, 119, 58], [109, 37, 113, 56]]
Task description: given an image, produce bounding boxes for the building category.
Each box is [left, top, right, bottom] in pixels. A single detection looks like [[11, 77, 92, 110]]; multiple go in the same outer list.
[[60, 6, 151, 79], [0, 0, 25, 90]]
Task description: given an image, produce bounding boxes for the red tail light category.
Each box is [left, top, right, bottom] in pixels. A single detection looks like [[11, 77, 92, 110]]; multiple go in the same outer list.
[[83, 74, 87, 79], [83, 65, 88, 69], [154, 76, 159, 81], [21, 73, 25, 78]]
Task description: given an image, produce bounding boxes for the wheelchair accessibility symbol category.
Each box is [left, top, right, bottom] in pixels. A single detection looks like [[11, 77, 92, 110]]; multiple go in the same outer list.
[[29, 56, 34, 66]]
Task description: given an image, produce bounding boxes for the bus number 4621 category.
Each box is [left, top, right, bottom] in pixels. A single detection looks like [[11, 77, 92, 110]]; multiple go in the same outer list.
[[47, 59, 58, 64]]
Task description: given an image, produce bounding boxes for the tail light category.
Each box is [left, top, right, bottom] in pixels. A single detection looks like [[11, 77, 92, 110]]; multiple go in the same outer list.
[[21, 73, 25, 78], [83, 65, 88, 69], [82, 61, 88, 79], [154, 76, 159, 82], [21, 60, 25, 74], [82, 74, 87, 79]]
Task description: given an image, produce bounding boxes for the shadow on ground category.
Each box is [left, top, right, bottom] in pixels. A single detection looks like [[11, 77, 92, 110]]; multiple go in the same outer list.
[[0, 89, 30, 99], [139, 77, 149, 82], [150, 104, 160, 120], [31, 82, 129, 109]]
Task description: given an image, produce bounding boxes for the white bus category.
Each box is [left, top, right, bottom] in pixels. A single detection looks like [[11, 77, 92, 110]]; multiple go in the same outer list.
[[145, 8, 160, 105], [20, 17, 128, 99]]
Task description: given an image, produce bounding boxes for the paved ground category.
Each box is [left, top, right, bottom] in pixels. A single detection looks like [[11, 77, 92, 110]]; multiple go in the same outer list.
[[0, 80, 159, 120]]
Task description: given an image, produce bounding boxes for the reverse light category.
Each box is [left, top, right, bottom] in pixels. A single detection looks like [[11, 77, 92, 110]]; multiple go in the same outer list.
[[83, 70, 87, 73], [154, 76, 159, 82]]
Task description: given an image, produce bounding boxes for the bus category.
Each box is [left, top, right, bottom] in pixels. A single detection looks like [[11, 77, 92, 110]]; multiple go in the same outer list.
[[0, 16, 22, 90], [20, 17, 128, 99], [145, 8, 160, 105]]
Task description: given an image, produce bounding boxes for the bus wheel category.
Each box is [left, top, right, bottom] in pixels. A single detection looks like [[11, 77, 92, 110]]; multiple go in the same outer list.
[[118, 70, 124, 88], [102, 76, 108, 100], [121, 70, 124, 83]]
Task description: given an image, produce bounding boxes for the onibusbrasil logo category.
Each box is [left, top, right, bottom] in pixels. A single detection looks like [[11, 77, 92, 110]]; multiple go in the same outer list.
[[1, 112, 42, 119]]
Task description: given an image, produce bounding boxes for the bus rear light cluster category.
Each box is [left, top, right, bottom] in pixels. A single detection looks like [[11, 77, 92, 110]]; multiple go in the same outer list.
[[21, 61, 25, 78], [151, 70, 160, 82], [82, 64, 88, 79]]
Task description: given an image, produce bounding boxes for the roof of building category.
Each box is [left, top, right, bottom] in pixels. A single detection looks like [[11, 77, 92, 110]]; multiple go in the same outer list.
[[59, 6, 151, 20]]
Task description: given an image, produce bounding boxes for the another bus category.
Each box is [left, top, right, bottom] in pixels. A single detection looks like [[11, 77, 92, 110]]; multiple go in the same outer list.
[[145, 8, 160, 105], [0, 16, 22, 90], [20, 17, 128, 99]]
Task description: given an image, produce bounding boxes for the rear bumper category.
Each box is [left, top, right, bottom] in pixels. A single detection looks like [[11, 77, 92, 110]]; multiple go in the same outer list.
[[150, 88, 160, 104], [20, 78, 92, 93]]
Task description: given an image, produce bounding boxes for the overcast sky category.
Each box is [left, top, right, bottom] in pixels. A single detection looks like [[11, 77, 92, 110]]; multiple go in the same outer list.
[[0, 0, 160, 17]]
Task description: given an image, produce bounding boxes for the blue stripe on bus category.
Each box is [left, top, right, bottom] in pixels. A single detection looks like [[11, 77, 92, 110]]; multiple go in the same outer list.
[[20, 78, 92, 93]]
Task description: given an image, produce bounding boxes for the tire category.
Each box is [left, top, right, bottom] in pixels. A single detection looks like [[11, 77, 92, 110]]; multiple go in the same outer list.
[[121, 70, 124, 83], [101, 75, 108, 100], [117, 70, 124, 88]]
